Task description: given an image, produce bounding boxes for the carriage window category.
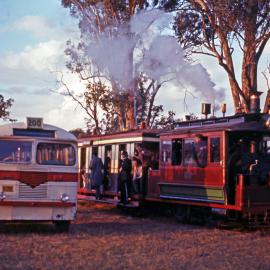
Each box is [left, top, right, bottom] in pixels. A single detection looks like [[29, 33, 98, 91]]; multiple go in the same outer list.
[[183, 139, 196, 165], [104, 145, 112, 173], [210, 137, 221, 163], [137, 142, 159, 169], [0, 140, 32, 164], [161, 140, 172, 164], [183, 137, 207, 168], [172, 139, 182, 165], [37, 143, 76, 166]]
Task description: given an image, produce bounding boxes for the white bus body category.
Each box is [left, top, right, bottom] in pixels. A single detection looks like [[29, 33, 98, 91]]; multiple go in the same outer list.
[[0, 120, 78, 231]]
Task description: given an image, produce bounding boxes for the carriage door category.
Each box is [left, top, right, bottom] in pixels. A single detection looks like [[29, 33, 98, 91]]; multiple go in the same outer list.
[[103, 145, 112, 191], [119, 144, 127, 168], [79, 147, 87, 188]]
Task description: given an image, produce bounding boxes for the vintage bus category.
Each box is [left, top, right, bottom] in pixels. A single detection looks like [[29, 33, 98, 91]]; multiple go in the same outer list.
[[0, 118, 78, 231]]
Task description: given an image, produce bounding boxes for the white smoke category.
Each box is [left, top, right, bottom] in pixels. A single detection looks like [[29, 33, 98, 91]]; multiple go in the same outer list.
[[87, 34, 136, 89], [83, 9, 225, 104], [129, 9, 166, 35]]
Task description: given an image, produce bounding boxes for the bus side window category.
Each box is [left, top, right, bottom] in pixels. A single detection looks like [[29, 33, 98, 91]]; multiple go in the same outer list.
[[210, 137, 221, 163], [172, 139, 182, 166]]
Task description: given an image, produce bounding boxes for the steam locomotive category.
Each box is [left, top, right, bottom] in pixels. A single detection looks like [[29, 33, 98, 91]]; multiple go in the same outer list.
[[78, 102, 270, 227]]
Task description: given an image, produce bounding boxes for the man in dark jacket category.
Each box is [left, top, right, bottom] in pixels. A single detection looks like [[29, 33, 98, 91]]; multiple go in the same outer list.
[[90, 152, 104, 200], [119, 151, 132, 204]]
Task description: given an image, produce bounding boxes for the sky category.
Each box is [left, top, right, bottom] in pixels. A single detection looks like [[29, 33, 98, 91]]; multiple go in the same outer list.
[[0, 1, 270, 131], [0, 0, 85, 130]]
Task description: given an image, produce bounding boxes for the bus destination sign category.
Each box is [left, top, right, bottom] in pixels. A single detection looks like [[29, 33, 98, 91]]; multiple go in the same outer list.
[[27, 117, 43, 129]]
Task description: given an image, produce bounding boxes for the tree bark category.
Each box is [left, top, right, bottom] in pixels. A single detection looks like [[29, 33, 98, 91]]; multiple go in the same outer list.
[[263, 90, 270, 113], [241, 0, 258, 112]]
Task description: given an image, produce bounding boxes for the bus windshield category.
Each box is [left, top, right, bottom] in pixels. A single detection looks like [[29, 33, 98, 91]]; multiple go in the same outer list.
[[37, 143, 76, 166], [0, 140, 32, 164]]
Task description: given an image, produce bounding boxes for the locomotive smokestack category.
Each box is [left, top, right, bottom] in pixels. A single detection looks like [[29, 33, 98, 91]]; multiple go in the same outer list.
[[201, 103, 211, 119], [221, 103, 226, 117], [250, 91, 263, 114], [185, 115, 191, 121]]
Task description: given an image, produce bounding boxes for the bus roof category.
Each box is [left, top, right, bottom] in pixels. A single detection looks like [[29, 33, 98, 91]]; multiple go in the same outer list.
[[0, 122, 77, 141]]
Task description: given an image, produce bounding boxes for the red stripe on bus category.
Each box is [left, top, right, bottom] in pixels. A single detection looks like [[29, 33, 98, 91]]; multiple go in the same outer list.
[[0, 201, 76, 207], [0, 171, 78, 187]]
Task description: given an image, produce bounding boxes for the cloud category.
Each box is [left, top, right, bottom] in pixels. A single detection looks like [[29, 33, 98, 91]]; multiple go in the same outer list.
[[0, 20, 86, 129], [0, 40, 66, 99], [1, 15, 77, 41], [3, 40, 65, 70], [44, 96, 86, 131], [0, 86, 54, 96]]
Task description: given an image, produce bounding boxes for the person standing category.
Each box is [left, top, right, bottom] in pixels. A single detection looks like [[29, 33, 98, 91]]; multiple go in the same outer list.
[[103, 153, 111, 191], [132, 157, 143, 194], [119, 151, 132, 204], [80, 168, 87, 189], [90, 152, 104, 200]]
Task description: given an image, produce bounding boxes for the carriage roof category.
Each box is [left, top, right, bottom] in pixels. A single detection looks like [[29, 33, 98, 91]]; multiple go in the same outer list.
[[78, 129, 160, 146], [0, 122, 77, 141], [160, 113, 270, 136]]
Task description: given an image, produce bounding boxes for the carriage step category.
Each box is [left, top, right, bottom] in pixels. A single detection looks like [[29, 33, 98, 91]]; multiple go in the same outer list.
[[117, 201, 140, 208], [78, 194, 118, 205], [78, 194, 139, 207]]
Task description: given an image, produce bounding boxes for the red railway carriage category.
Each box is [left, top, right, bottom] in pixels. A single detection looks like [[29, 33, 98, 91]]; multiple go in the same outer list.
[[0, 118, 78, 231], [147, 113, 270, 224]]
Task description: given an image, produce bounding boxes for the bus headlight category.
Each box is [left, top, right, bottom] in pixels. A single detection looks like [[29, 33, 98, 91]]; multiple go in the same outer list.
[[61, 193, 69, 202], [0, 192, 6, 200]]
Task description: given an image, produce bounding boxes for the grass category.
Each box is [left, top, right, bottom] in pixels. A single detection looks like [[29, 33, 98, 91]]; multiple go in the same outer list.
[[0, 202, 270, 270]]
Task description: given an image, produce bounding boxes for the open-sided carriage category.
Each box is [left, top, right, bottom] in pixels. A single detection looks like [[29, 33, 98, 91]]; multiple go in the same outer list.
[[78, 129, 159, 203]]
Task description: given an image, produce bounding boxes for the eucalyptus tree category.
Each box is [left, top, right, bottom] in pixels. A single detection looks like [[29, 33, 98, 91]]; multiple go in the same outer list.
[[171, 0, 270, 113]]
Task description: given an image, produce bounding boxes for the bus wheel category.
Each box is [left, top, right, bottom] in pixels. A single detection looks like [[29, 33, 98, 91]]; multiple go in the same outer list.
[[54, 221, 70, 233]]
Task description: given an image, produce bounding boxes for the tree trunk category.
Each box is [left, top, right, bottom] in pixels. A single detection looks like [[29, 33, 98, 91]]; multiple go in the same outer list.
[[241, 0, 258, 113], [216, 29, 243, 113], [126, 91, 136, 129], [125, 43, 136, 130], [263, 90, 270, 113], [146, 82, 160, 127]]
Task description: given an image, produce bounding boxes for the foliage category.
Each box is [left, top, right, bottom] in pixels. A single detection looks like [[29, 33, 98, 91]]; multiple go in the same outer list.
[[69, 128, 88, 138], [152, 110, 177, 130], [171, 0, 270, 113], [0, 95, 14, 121]]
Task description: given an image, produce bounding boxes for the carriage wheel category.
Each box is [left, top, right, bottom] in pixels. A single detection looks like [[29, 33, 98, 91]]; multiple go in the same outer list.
[[175, 206, 190, 223]]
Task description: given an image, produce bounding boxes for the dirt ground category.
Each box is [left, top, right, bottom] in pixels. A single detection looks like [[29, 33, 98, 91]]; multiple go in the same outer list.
[[1, 201, 270, 270]]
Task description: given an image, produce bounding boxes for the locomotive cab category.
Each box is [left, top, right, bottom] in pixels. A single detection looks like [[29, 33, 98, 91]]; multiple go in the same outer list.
[[227, 130, 270, 220], [227, 133, 270, 202]]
